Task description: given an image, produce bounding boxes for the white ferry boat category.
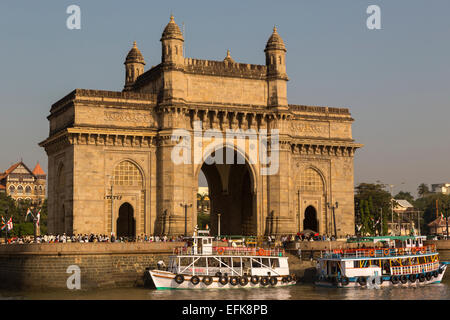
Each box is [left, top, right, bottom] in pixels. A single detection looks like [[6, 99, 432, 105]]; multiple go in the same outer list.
[[315, 236, 447, 288], [149, 228, 297, 290]]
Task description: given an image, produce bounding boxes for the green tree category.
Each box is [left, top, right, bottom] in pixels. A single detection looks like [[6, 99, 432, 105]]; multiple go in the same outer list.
[[394, 191, 415, 204], [417, 183, 430, 198], [415, 193, 450, 235], [355, 183, 392, 236]]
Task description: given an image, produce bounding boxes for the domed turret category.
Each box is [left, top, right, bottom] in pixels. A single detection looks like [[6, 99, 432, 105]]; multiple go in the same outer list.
[[223, 49, 235, 63], [265, 26, 286, 77], [265, 26, 286, 52], [161, 15, 184, 41], [160, 15, 184, 65], [124, 41, 146, 91]]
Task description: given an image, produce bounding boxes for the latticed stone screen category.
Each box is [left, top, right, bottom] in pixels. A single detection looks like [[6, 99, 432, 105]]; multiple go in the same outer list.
[[300, 168, 323, 192], [113, 161, 143, 187]]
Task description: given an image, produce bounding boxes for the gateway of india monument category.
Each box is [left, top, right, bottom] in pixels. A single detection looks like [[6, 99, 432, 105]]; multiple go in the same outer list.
[[40, 16, 362, 238]]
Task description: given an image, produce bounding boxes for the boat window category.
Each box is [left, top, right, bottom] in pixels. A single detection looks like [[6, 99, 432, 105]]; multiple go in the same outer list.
[[252, 258, 262, 268], [179, 257, 191, 266], [270, 259, 280, 268], [232, 257, 241, 267], [242, 258, 251, 272], [261, 258, 270, 267], [196, 258, 207, 267]]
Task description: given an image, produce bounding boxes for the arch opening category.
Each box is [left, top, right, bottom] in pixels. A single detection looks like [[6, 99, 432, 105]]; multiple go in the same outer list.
[[198, 147, 256, 236], [303, 206, 318, 232], [117, 202, 135, 239]]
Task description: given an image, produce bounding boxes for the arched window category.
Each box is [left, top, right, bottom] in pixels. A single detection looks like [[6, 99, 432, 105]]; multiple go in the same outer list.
[[17, 185, 24, 194], [112, 160, 143, 187], [300, 168, 324, 192], [25, 186, 32, 195], [9, 185, 15, 194]]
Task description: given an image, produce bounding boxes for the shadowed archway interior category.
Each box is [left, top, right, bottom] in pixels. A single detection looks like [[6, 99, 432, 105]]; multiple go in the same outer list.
[[200, 147, 256, 236], [117, 202, 135, 238], [303, 205, 318, 232]]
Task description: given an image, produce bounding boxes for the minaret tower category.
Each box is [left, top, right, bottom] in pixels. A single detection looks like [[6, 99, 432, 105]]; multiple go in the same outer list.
[[160, 15, 184, 66], [123, 41, 145, 91], [265, 26, 288, 108]]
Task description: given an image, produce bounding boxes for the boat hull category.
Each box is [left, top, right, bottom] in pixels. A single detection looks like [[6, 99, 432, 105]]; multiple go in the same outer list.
[[315, 264, 447, 288], [149, 270, 296, 290]]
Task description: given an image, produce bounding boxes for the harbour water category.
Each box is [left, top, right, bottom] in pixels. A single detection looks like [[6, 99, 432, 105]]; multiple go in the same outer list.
[[1, 278, 449, 300]]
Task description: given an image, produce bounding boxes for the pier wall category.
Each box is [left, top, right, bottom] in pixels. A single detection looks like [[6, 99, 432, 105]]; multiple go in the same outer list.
[[0, 242, 181, 290]]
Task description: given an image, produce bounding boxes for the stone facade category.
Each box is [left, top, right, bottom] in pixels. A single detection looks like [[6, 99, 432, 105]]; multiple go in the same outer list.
[[40, 16, 362, 237]]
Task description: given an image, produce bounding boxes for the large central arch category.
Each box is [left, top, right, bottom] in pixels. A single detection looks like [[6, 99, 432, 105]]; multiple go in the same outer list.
[[196, 146, 257, 236]]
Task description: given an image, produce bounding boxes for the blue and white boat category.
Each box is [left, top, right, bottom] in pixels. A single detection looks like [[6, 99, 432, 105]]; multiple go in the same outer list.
[[315, 236, 447, 288]]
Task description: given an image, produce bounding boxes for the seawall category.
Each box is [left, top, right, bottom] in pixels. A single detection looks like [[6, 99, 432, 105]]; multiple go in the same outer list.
[[0, 242, 181, 289]]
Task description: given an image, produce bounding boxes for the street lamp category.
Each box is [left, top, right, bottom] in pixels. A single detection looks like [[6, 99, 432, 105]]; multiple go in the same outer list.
[[180, 203, 192, 237], [217, 213, 221, 238], [327, 202, 338, 239]]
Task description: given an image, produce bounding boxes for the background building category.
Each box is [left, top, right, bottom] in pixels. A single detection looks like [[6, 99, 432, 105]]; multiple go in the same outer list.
[[431, 183, 450, 195], [0, 161, 46, 205], [40, 16, 362, 237]]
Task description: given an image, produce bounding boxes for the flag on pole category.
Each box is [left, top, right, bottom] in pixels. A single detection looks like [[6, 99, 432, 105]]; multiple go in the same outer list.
[[26, 208, 32, 221], [0, 216, 6, 231], [6, 218, 13, 231], [36, 210, 41, 227]]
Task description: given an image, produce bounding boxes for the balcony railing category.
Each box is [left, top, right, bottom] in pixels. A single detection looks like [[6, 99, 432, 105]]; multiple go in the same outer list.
[[321, 245, 437, 259], [173, 246, 286, 257], [391, 261, 439, 276]]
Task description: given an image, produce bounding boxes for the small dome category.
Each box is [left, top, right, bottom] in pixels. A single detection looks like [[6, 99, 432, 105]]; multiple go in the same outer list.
[[265, 26, 286, 52], [223, 49, 235, 63], [161, 15, 184, 41], [125, 41, 145, 65]]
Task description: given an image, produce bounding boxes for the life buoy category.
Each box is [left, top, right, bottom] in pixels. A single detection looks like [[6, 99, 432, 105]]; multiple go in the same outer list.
[[250, 275, 260, 284], [260, 276, 269, 286], [217, 247, 225, 255], [239, 276, 249, 286], [383, 249, 390, 256], [341, 276, 349, 286], [190, 275, 200, 285], [409, 274, 416, 283], [229, 276, 238, 286], [369, 249, 375, 257], [357, 277, 367, 286], [421, 247, 426, 254], [287, 275, 293, 282], [425, 273, 432, 281], [269, 276, 278, 286], [202, 276, 213, 286], [219, 275, 228, 285], [258, 248, 265, 256], [398, 248, 404, 255], [400, 275, 407, 284], [174, 274, 184, 284], [433, 271, 439, 278], [391, 276, 399, 285], [215, 271, 222, 277]]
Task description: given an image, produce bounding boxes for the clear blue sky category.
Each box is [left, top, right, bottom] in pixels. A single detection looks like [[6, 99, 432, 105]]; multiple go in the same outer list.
[[1, 0, 449, 197]]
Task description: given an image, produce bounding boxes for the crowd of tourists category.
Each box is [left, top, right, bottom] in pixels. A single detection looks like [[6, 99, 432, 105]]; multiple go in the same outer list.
[[2, 233, 185, 244], [2, 232, 350, 245]]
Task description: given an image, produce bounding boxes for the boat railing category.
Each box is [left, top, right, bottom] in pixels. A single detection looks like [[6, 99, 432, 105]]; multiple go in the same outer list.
[[321, 245, 437, 259], [173, 246, 286, 257], [391, 261, 440, 276]]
